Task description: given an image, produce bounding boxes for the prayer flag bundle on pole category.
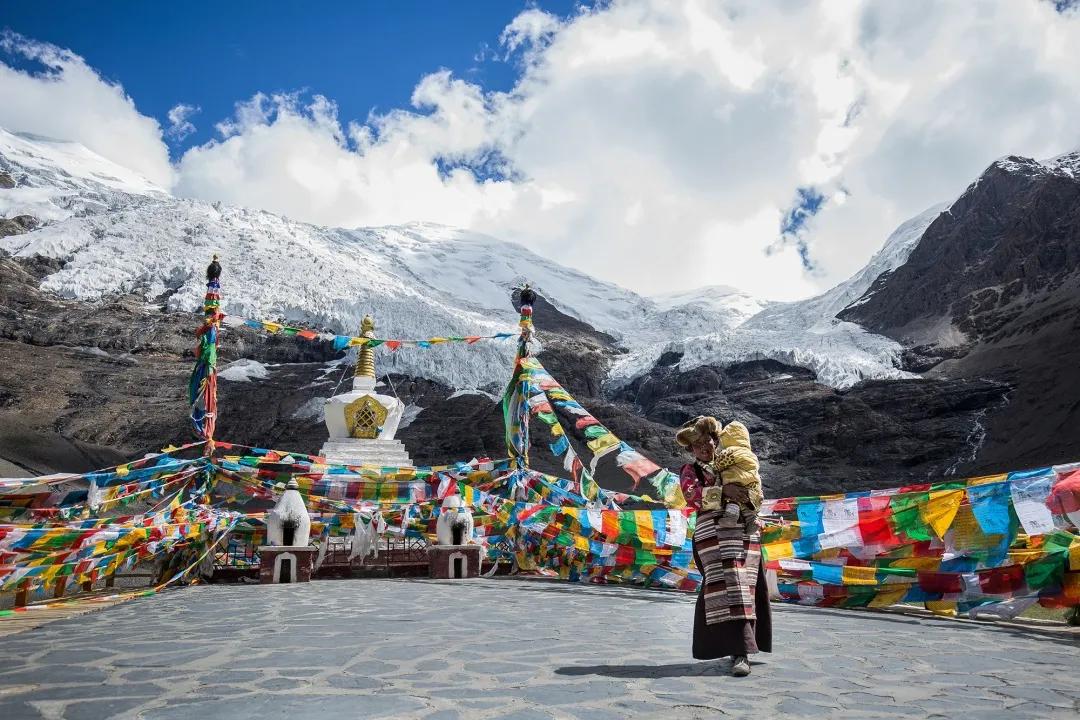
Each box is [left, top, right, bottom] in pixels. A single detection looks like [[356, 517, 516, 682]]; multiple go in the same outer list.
[[189, 256, 223, 450]]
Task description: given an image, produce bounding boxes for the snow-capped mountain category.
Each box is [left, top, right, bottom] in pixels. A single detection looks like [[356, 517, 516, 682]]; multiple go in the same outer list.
[[604, 208, 951, 390], [6, 129, 1076, 490], [1, 127, 920, 391], [650, 285, 771, 330], [0, 130, 166, 223]]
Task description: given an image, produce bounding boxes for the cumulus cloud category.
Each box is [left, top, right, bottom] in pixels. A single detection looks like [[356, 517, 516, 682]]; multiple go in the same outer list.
[[165, 103, 199, 142], [0, 31, 173, 186], [499, 8, 562, 57], [169, 0, 1080, 300], [5, 3, 1080, 301]]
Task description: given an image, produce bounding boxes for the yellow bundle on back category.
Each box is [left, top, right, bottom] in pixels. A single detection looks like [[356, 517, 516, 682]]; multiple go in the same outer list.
[[712, 421, 764, 510]]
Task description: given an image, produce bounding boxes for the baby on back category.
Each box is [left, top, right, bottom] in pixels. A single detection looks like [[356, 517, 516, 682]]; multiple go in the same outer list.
[[712, 421, 763, 530]]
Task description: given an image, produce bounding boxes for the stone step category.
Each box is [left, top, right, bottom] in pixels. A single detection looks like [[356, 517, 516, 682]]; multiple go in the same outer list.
[[320, 448, 414, 466], [323, 459, 415, 468], [321, 451, 413, 460], [320, 440, 410, 450], [320, 449, 412, 459]]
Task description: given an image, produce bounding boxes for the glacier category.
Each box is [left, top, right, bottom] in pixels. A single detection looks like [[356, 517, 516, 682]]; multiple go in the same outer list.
[[1, 127, 940, 391]]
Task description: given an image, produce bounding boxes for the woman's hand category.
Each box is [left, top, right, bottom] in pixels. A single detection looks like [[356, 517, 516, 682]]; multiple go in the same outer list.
[[721, 483, 750, 506]]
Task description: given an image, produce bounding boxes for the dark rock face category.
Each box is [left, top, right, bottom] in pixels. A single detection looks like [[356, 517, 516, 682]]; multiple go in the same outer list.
[[0, 215, 38, 238], [616, 359, 1010, 497], [839, 155, 1080, 347], [0, 251, 338, 364], [838, 154, 1080, 478], [0, 172, 15, 189], [0, 251, 1033, 496]]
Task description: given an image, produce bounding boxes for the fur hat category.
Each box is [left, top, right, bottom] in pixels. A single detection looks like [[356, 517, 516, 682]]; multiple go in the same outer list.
[[675, 415, 722, 449]]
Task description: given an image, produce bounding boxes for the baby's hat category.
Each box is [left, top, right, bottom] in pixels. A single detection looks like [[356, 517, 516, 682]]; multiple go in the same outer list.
[[719, 421, 751, 449]]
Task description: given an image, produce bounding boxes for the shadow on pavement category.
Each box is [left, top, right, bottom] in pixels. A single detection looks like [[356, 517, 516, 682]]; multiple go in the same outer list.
[[555, 660, 767, 678]]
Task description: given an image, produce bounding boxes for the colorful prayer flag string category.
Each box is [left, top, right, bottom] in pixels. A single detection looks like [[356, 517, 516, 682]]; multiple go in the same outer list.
[[223, 315, 515, 351]]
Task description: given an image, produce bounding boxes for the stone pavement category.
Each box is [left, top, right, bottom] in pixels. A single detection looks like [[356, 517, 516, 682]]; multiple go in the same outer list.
[[0, 577, 1077, 719]]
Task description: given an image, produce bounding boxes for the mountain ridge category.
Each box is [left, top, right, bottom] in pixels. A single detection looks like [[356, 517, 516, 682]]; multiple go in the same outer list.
[[0, 126, 913, 392], [3, 128, 1077, 497]]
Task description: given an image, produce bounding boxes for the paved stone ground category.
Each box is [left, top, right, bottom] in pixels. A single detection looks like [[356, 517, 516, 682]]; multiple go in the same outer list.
[[0, 578, 1077, 719]]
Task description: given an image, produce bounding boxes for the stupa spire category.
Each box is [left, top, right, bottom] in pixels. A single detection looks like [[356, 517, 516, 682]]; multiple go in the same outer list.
[[354, 314, 376, 380]]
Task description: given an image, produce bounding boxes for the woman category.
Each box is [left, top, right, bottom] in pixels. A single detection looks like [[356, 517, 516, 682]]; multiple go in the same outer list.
[[676, 415, 772, 676]]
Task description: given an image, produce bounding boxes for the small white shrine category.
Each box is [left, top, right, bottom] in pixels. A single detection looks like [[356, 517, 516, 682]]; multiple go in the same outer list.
[[319, 314, 413, 467], [429, 495, 482, 579], [259, 479, 316, 583]]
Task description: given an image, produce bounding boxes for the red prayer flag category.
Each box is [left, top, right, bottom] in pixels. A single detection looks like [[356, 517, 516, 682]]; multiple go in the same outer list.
[[1048, 468, 1080, 514], [978, 564, 1026, 595], [857, 497, 900, 546], [917, 570, 964, 594]]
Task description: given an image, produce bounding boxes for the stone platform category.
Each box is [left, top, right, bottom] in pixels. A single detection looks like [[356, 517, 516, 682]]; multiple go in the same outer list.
[[319, 438, 412, 466], [0, 578, 1077, 719]]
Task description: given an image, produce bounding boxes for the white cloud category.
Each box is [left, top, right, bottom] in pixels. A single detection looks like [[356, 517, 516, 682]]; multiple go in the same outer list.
[[165, 103, 199, 142], [499, 8, 562, 57], [170, 0, 1080, 301], [5, 3, 1080, 302], [0, 31, 173, 186]]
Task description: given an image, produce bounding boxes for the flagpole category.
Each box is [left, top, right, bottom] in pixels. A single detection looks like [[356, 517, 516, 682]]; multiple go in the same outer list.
[[189, 255, 223, 456]]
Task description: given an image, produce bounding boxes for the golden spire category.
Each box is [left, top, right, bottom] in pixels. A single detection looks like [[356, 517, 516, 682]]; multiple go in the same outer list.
[[354, 314, 376, 380]]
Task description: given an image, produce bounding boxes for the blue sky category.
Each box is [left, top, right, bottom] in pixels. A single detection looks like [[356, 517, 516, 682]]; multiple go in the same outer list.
[[2, 1, 581, 155], [2, 2, 1078, 300]]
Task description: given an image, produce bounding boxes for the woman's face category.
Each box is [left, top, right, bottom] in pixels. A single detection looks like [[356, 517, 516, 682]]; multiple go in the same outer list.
[[690, 436, 717, 463]]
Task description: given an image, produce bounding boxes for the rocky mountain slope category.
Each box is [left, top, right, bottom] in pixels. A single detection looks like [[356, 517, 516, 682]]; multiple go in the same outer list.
[[839, 151, 1080, 476], [2, 129, 1077, 497]]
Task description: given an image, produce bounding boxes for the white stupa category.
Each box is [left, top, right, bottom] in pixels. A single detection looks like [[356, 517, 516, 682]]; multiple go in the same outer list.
[[319, 315, 413, 467]]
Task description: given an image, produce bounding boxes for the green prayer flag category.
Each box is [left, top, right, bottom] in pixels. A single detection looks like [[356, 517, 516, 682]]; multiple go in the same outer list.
[[584, 424, 609, 440], [890, 493, 932, 541], [1024, 556, 1063, 590]]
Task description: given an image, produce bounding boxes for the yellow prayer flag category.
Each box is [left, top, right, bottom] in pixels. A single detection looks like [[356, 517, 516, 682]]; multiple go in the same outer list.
[[634, 510, 655, 548], [967, 473, 1007, 486], [889, 556, 941, 571], [950, 504, 999, 549], [1070, 540, 1080, 572], [841, 565, 879, 586], [586, 433, 620, 455], [664, 484, 687, 509], [925, 600, 958, 617], [921, 489, 963, 538], [116, 465, 130, 478], [868, 587, 908, 608], [763, 541, 794, 562]]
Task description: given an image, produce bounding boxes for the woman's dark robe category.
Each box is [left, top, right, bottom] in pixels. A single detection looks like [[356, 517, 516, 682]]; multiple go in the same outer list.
[[681, 462, 773, 659]]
